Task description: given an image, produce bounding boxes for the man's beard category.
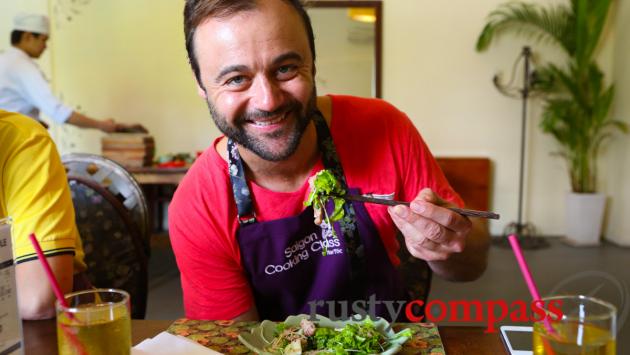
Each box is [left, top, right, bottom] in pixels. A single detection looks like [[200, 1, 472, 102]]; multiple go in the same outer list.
[[206, 90, 317, 161]]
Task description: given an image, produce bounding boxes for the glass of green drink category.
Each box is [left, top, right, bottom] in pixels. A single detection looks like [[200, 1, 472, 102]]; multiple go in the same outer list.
[[56, 288, 131, 355], [533, 295, 616, 355]]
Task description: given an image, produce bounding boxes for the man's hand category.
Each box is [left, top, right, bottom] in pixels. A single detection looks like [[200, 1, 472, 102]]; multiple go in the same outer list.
[[99, 118, 117, 133], [388, 188, 489, 281], [388, 188, 472, 262], [100, 119, 148, 133], [114, 123, 148, 133]]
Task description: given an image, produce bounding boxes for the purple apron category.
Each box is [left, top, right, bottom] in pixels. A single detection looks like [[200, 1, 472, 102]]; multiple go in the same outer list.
[[228, 112, 405, 321]]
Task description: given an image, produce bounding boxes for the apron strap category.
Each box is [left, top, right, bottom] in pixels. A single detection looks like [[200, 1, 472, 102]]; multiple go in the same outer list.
[[227, 138, 256, 225]]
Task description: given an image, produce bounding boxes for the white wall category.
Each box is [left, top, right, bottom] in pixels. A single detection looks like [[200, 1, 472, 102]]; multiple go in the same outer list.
[[49, 0, 212, 156], [1, 0, 627, 239], [606, 0, 630, 246]]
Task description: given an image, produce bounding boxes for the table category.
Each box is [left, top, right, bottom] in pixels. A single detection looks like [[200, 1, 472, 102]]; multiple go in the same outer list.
[[127, 167, 188, 234], [127, 166, 188, 185], [22, 319, 507, 354]]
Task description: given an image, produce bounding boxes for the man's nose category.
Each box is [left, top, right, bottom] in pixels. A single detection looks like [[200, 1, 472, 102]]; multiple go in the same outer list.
[[250, 76, 284, 113]]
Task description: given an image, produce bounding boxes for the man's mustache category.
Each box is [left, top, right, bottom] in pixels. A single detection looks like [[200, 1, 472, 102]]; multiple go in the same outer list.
[[238, 100, 302, 123]]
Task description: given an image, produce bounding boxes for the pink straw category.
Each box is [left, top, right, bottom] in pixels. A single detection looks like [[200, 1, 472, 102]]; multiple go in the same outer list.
[[28, 233, 87, 355], [28, 233, 69, 307], [508, 235, 543, 301], [508, 234, 557, 335]]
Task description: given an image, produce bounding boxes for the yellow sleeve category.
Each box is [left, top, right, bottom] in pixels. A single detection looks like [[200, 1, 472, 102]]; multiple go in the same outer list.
[[3, 125, 85, 270]]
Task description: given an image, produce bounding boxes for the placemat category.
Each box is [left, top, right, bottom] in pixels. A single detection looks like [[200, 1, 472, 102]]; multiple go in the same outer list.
[[167, 319, 445, 354]]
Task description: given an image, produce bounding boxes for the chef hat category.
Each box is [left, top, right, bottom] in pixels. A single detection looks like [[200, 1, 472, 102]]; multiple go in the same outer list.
[[13, 13, 50, 35]]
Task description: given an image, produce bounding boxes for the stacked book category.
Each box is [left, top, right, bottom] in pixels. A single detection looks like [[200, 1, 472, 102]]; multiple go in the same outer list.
[[101, 133, 155, 168]]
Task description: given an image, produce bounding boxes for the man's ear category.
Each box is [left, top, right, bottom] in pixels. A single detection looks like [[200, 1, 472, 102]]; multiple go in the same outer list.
[[196, 78, 207, 99]]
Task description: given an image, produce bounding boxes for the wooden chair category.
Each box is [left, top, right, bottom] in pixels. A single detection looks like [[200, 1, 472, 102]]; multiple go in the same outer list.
[[62, 154, 149, 319], [436, 157, 492, 212]]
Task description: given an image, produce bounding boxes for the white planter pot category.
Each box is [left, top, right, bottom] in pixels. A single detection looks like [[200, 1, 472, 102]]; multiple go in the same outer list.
[[565, 192, 606, 246]]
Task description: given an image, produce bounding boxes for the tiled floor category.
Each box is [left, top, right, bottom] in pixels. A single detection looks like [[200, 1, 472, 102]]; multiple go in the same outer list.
[[146, 237, 630, 352]]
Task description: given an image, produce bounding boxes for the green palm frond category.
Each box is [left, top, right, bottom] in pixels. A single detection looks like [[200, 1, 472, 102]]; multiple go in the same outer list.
[[601, 120, 628, 134], [476, 2, 574, 54], [546, 64, 588, 109], [592, 84, 614, 126], [573, 0, 613, 67]]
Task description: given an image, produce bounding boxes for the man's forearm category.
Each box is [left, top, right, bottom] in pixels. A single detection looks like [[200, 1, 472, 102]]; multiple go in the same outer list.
[[15, 255, 74, 320], [66, 111, 113, 132], [428, 218, 490, 281]]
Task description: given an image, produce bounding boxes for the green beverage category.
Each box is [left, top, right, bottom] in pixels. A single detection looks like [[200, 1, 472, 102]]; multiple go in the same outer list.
[[533, 295, 616, 355], [56, 289, 131, 355], [533, 321, 615, 355]]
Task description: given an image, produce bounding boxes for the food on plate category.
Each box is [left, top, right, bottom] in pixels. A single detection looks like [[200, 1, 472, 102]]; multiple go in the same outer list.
[[265, 318, 411, 355]]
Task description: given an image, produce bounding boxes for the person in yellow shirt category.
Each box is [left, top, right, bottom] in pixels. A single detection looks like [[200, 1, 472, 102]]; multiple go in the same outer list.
[[0, 109, 86, 319]]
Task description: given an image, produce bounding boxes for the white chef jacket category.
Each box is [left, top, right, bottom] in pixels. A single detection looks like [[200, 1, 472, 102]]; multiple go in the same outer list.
[[0, 47, 72, 123]]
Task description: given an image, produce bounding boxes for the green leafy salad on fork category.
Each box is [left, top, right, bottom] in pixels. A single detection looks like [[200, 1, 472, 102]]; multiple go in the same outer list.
[[304, 170, 346, 255]]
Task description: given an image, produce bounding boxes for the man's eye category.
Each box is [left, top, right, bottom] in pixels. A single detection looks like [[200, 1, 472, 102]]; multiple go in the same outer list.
[[226, 75, 246, 86], [277, 65, 297, 79]]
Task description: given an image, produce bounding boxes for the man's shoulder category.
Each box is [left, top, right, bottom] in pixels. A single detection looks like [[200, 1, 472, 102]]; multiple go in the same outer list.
[[329, 95, 410, 136], [330, 95, 402, 115], [0, 110, 49, 142], [168, 141, 236, 249], [171, 143, 230, 209], [0, 48, 36, 70], [330, 95, 407, 126]]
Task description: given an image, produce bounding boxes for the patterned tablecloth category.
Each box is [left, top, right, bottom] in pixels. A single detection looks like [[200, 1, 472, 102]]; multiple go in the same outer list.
[[167, 319, 445, 354]]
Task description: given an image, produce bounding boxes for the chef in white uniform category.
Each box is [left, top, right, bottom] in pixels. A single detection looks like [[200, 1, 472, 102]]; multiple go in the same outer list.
[[0, 13, 145, 132]]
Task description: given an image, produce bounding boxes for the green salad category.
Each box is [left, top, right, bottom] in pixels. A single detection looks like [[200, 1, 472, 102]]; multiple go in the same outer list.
[[304, 169, 346, 224], [304, 170, 346, 255], [266, 318, 411, 355]]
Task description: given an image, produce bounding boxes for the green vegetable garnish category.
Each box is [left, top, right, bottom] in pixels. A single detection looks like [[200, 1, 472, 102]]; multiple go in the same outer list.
[[304, 169, 346, 255], [265, 319, 410, 355]]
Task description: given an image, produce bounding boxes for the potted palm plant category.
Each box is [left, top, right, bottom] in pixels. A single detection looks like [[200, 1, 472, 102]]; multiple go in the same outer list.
[[476, 0, 627, 245]]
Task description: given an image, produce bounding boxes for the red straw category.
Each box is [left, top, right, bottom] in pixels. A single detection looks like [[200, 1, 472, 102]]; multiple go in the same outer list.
[[28, 233, 87, 355], [508, 234, 559, 342]]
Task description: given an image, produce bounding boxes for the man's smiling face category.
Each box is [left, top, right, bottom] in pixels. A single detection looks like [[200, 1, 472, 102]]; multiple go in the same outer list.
[[193, 0, 317, 161]]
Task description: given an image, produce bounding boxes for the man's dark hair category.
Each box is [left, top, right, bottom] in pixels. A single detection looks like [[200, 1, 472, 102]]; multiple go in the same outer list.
[[10, 30, 42, 45], [183, 0, 316, 86]]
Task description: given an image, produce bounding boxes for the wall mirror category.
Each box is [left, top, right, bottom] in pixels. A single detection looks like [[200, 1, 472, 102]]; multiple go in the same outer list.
[[306, 1, 382, 98]]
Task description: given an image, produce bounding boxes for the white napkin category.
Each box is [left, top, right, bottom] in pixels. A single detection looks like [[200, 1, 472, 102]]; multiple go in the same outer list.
[[132, 331, 223, 355]]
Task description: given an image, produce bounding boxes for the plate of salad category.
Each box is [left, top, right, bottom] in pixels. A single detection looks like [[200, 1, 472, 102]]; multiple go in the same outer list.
[[238, 314, 412, 355]]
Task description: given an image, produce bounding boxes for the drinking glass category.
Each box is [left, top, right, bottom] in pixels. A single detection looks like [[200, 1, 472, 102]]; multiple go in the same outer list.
[[56, 288, 131, 355], [533, 295, 616, 355]]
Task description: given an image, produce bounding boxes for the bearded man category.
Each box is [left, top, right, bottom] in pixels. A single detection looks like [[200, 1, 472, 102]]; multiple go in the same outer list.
[[169, 0, 490, 321]]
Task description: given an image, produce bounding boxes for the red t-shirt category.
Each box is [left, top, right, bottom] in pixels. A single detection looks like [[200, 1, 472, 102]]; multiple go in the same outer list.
[[169, 95, 463, 320]]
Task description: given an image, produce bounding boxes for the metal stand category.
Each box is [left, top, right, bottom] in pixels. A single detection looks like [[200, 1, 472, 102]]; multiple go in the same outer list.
[[492, 47, 548, 249]]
